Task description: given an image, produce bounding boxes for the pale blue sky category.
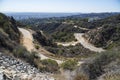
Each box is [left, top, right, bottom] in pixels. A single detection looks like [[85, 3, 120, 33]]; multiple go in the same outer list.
[[0, 0, 120, 13]]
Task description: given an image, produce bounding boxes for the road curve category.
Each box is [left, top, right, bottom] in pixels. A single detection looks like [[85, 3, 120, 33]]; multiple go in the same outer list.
[[56, 32, 105, 52], [18, 28, 63, 64], [74, 33, 105, 52], [18, 28, 86, 65]]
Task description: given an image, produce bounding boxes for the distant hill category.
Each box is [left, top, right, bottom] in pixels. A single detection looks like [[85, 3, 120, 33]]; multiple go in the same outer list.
[[5, 12, 78, 20], [5, 12, 120, 20], [70, 12, 120, 18]]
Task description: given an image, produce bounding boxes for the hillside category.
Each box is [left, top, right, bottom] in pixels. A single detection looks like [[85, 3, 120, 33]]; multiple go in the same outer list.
[[1, 0, 120, 79], [84, 14, 120, 49], [0, 12, 120, 80], [0, 13, 20, 51], [72, 14, 120, 80], [74, 48, 120, 80], [18, 13, 120, 80], [0, 13, 59, 80], [17, 13, 120, 57], [17, 13, 119, 43]]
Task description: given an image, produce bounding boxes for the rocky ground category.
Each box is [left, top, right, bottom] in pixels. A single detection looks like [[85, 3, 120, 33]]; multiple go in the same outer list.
[[0, 52, 55, 80]]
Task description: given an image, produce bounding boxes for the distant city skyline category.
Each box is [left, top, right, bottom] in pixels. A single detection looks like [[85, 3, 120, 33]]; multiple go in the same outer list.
[[0, 0, 120, 13]]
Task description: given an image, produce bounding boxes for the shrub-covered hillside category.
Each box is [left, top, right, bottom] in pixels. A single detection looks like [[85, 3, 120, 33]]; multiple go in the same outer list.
[[0, 13, 20, 51], [0, 13, 60, 73], [0, 13, 36, 65], [84, 14, 120, 49], [18, 13, 120, 43], [74, 47, 120, 80]]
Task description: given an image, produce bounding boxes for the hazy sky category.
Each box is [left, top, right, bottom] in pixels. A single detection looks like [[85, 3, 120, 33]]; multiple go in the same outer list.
[[0, 0, 120, 13]]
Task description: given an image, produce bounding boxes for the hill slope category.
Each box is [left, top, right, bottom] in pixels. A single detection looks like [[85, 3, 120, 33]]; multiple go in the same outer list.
[[0, 13, 20, 51], [84, 14, 120, 49]]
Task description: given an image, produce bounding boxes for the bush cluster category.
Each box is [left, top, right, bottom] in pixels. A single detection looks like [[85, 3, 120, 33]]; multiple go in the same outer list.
[[38, 59, 59, 73], [61, 59, 78, 70], [77, 49, 120, 80]]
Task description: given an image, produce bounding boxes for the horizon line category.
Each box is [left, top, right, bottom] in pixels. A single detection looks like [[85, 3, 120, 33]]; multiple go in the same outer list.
[[2, 11, 120, 14]]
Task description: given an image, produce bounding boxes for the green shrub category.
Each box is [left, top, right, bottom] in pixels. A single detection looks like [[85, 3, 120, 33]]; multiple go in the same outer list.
[[61, 59, 78, 70], [13, 45, 27, 58], [40, 59, 59, 73], [52, 31, 76, 42], [31, 51, 39, 59], [35, 44, 40, 49], [13, 45, 38, 65], [45, 43, 93, 57], [85, 50, 120, 79]]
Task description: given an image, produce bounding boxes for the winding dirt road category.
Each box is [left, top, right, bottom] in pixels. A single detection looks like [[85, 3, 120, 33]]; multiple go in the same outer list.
[[74, 33, 105, 52], [57, 33, 105, 52], [18, 28, 63, 64]]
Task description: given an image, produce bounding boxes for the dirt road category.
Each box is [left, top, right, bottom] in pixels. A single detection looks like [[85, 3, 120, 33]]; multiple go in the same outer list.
[[74, 33, 105, 52], [56, 33, 105, 52], [18, 28, 63, 64]]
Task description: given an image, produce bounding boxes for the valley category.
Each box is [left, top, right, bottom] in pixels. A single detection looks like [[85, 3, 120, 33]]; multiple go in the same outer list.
[[0, 12, 120, 80]]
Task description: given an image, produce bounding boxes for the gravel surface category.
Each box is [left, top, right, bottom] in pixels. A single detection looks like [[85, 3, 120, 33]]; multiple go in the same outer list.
[[0, 52, 55, 80]]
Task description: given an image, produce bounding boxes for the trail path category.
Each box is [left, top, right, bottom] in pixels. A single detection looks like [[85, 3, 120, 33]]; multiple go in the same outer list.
[[18, 28, 34, 51], [57, 32, 105, 52], [74, 33, 105, 52], [18, 28, 63, 64], [56, 41, 79, 46], [19, 28, 87, 65]]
